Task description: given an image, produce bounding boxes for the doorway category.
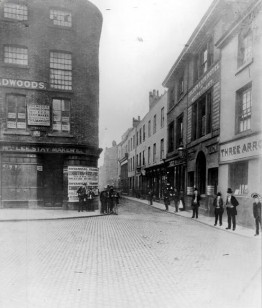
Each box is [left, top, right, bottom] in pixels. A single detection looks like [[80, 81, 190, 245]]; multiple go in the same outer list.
[[196, 151, 206, 195]]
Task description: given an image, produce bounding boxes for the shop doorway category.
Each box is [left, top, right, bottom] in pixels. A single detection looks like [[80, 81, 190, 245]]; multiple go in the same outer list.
[[42, 155, 63, 207], [196, 151, 206, 195]]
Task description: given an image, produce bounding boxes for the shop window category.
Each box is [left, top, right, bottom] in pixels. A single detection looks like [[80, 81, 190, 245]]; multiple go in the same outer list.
[[4, 3, 28, 20], [187, 172, 194, 188], [229, 161, 248, 195], [153, 114, 156, 134], [191, 90, 212, 141], [236, 84, 252, 133], [6, 94, 26, 130], [50, 51, 72, 90], [160, 138, 164, 160], [52, 99, 70, 132], [208, 168, 218, 194], [153, 143, 156, 163], [238, 29, 252, 67], [161, 107, 164, 128], [176, 113, 183, 148], [50, 9, 72, 27], [148, 147, 151, 164], [4, 46, 28, 66], [148, 120, 151, 137], [168, 121, 174, 152]]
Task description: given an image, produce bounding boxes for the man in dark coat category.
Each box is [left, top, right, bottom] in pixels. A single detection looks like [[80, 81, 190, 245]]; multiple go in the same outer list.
[[148, 188, 153, 205], [252, 193, 261, 236], [225, 188, 239, 231], [213, 192, 224, 226], [77, 183, 87, 212], [191, 188, 200, 218], [163, 188, 170, 211]]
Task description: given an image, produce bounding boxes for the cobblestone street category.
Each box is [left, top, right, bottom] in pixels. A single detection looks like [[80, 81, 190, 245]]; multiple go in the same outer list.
[[0, 199, 260, 308]]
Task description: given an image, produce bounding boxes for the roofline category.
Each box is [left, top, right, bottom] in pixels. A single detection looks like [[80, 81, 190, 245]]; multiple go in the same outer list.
[[162, 0, 220, 87]]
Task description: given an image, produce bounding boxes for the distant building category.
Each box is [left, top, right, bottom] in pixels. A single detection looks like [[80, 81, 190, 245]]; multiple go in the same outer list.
[[99, 141, 118, 190], [217, 0, 262, 227], [0, 0, 102, 208]]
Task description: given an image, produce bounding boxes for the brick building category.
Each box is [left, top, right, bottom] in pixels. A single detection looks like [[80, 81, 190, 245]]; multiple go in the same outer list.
[[0, 0, 102, 208]]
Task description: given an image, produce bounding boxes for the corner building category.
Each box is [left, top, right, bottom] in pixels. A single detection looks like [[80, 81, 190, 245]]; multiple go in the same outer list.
[[0, 0, 102, 208]]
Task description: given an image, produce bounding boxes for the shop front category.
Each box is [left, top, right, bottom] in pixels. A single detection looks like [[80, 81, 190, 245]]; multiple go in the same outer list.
[[219, 133, 262, 227]]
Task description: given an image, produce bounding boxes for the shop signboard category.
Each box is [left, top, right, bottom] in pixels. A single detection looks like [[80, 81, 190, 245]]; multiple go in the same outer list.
[[27, 104, 50, 126], [68, 166, 99, 202]]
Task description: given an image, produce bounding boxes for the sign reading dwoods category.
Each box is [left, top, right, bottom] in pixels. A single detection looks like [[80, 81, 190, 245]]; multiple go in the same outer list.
[[0, 77, 47, 90], [28, 105, 50, 126], [68, 166, 99, 202], [220, 135, 262, 163]]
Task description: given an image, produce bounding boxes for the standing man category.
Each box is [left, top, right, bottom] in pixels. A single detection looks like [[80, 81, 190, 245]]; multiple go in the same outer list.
[[225, 188, 239, 231], [213, 192, 224, 226], [172, 188, 179, 212], [100, 187, 107, 214], [163, 188, 170, 211], [252, 193, 261, 236], [77, 183, 86, 212], [86, 187, 95, 211], [191, 188, 200, 218], [148, 187, 153, 205]]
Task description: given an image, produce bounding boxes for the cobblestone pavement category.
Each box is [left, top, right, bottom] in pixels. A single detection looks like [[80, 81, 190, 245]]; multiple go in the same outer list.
[[0, 199, 260, 308]]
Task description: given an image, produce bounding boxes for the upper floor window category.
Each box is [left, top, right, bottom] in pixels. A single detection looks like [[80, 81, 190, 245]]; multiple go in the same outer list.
[[6, 94, 26, 130], [4, 3, 28, 20], [148, 120, 151, 137], [133, 135, 135, 148], [160, 138, 164, 160], [142, 150, 145, 165], [176, 114, 183, 148], [50, 9, 72, 27], [153, 114, 156, 134], [195, 37, 214, 79], [4, 46, 28, 66], [148, 147, 151, 164], [50, 51, 72, 90], [178, 76, 184, 97], [52, 98, 70, 132], [168, 121, 174, 153], [139, 128, 142, 144], [153, 143, 156, 163], [143, 124, 145, 141], [136, 131, 139, 146], [161, 107, 164, 128], [238, 29, 252, 67], [169, 88, 175, 109], [236, 84, 252, 133]]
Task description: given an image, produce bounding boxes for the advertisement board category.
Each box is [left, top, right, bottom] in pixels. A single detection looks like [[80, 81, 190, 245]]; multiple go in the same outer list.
[[27, 104, 50, 126], [68, 166, 99, 202]]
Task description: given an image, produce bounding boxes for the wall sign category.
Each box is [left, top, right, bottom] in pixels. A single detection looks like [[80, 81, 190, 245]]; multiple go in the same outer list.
[[27, 105, 50, 126], [0, 77, 47, 90], [1, 145, 87, 154], [68, 166, 99, 202]]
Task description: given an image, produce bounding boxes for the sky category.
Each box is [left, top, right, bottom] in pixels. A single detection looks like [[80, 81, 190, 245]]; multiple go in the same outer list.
[[89, 0, 214, 166]]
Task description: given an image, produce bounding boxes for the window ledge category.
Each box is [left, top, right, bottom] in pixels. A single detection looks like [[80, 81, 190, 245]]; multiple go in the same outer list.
[[235, 58, 253, 76], [1, 63, 29, 69], [47, 133, 74, 138], [3, 130, 30, 136]]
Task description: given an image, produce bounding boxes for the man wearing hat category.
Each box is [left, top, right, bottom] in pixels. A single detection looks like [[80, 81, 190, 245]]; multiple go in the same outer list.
[[225, 188, 239, 230], [252, 193, 261, 236], [213, 192, 224, 226]]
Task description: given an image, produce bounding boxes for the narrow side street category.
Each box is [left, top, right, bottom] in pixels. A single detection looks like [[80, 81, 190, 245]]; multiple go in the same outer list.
[[0, 199, 260, 308]]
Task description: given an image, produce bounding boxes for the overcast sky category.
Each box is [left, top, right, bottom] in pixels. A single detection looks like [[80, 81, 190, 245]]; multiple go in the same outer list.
[[89, 0, 213, 166]]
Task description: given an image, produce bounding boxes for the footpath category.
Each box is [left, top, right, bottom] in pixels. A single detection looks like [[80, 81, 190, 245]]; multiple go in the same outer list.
[[0, 197, 260, 239], [124, 196, 260, 239]]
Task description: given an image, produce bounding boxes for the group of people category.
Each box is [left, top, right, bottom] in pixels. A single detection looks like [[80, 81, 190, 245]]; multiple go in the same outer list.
[[77, 183, 95, 212], [193, 187, 261, 236], [100, 185, 120, 215]]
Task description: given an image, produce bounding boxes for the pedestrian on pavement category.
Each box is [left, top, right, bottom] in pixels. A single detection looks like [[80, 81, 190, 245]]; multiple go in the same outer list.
[[148, 188, 153, 205], [225, 188, 239, 231], [77, 183, 87, 212], [213, 192, 224, 226], [86, 187, 95, 211], [191, 188, 200, 218], [163, 188, 170, 211], [172, 187, 179, 212], [252, 193, 261, 236], [100, 187, 107, 214]]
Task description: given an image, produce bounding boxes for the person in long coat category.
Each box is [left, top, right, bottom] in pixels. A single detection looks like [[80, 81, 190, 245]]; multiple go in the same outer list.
[[213, 192, 224, 226], [100, 187, 107, 214], [252, 194, 261, 236], [225, 188, 239, 231], [163, 188, 170, 211], [191, 188, 200, 218]]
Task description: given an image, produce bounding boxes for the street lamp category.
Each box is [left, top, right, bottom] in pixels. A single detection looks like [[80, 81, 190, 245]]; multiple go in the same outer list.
[[177, 142, 187, 211]]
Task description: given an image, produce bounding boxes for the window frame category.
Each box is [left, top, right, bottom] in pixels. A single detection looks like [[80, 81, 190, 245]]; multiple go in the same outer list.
[[4, 2, 28, 21], [160, 138, 164, 160], [238, 28, 253, 68], [153, 114, 157, 134], [52, 98, 71, 133], [161, 107, 164, 128], [236, 83, 252, 134], [6, 94, 26, 130], [153, 143, 156, 163], [49, 8, 72, 28], [4, 45, 28, 66]]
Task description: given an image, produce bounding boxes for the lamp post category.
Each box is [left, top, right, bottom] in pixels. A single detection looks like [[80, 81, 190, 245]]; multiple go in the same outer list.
[[177, 142, 187, 211]]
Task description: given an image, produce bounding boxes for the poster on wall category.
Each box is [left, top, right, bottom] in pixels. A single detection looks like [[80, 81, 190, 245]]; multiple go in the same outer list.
[[27, 104, 50, 126], [68, 166, 99, 202]]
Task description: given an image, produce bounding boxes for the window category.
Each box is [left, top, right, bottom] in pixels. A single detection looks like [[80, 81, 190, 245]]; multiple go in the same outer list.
[[160, 139, 164, 160], [6, 94, 26, 130], [178, 76, 184, 96], [191, 90, 212, 141], [153, 143, 156, 163], [139, 128, 142, 144], [176, 114, 183, 148], [52, 99, 70, 132], [237, 84, 252, 133], [142, 150, 145, 165], [4, 46, 28, 66], [136, 132, 139, 146], [168, 121, 174, 152], [161, 107, 164, 128], [50, 9, 72, 27], [50, 51, 72, 90], [238, 29, 252, 67], [143, 124, 145, 141], [139, 153, 141, 166], [229, 161, 248, 195], [4, 3, 28, 20], [133, 135, 135, 149], [153, 114, 156, 134], [148, 147, 151, 164], [198, 38, 214, 77], [200, 47, 208, 75], [148, 120, 151, 137], [169, 88, 175, 108]]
